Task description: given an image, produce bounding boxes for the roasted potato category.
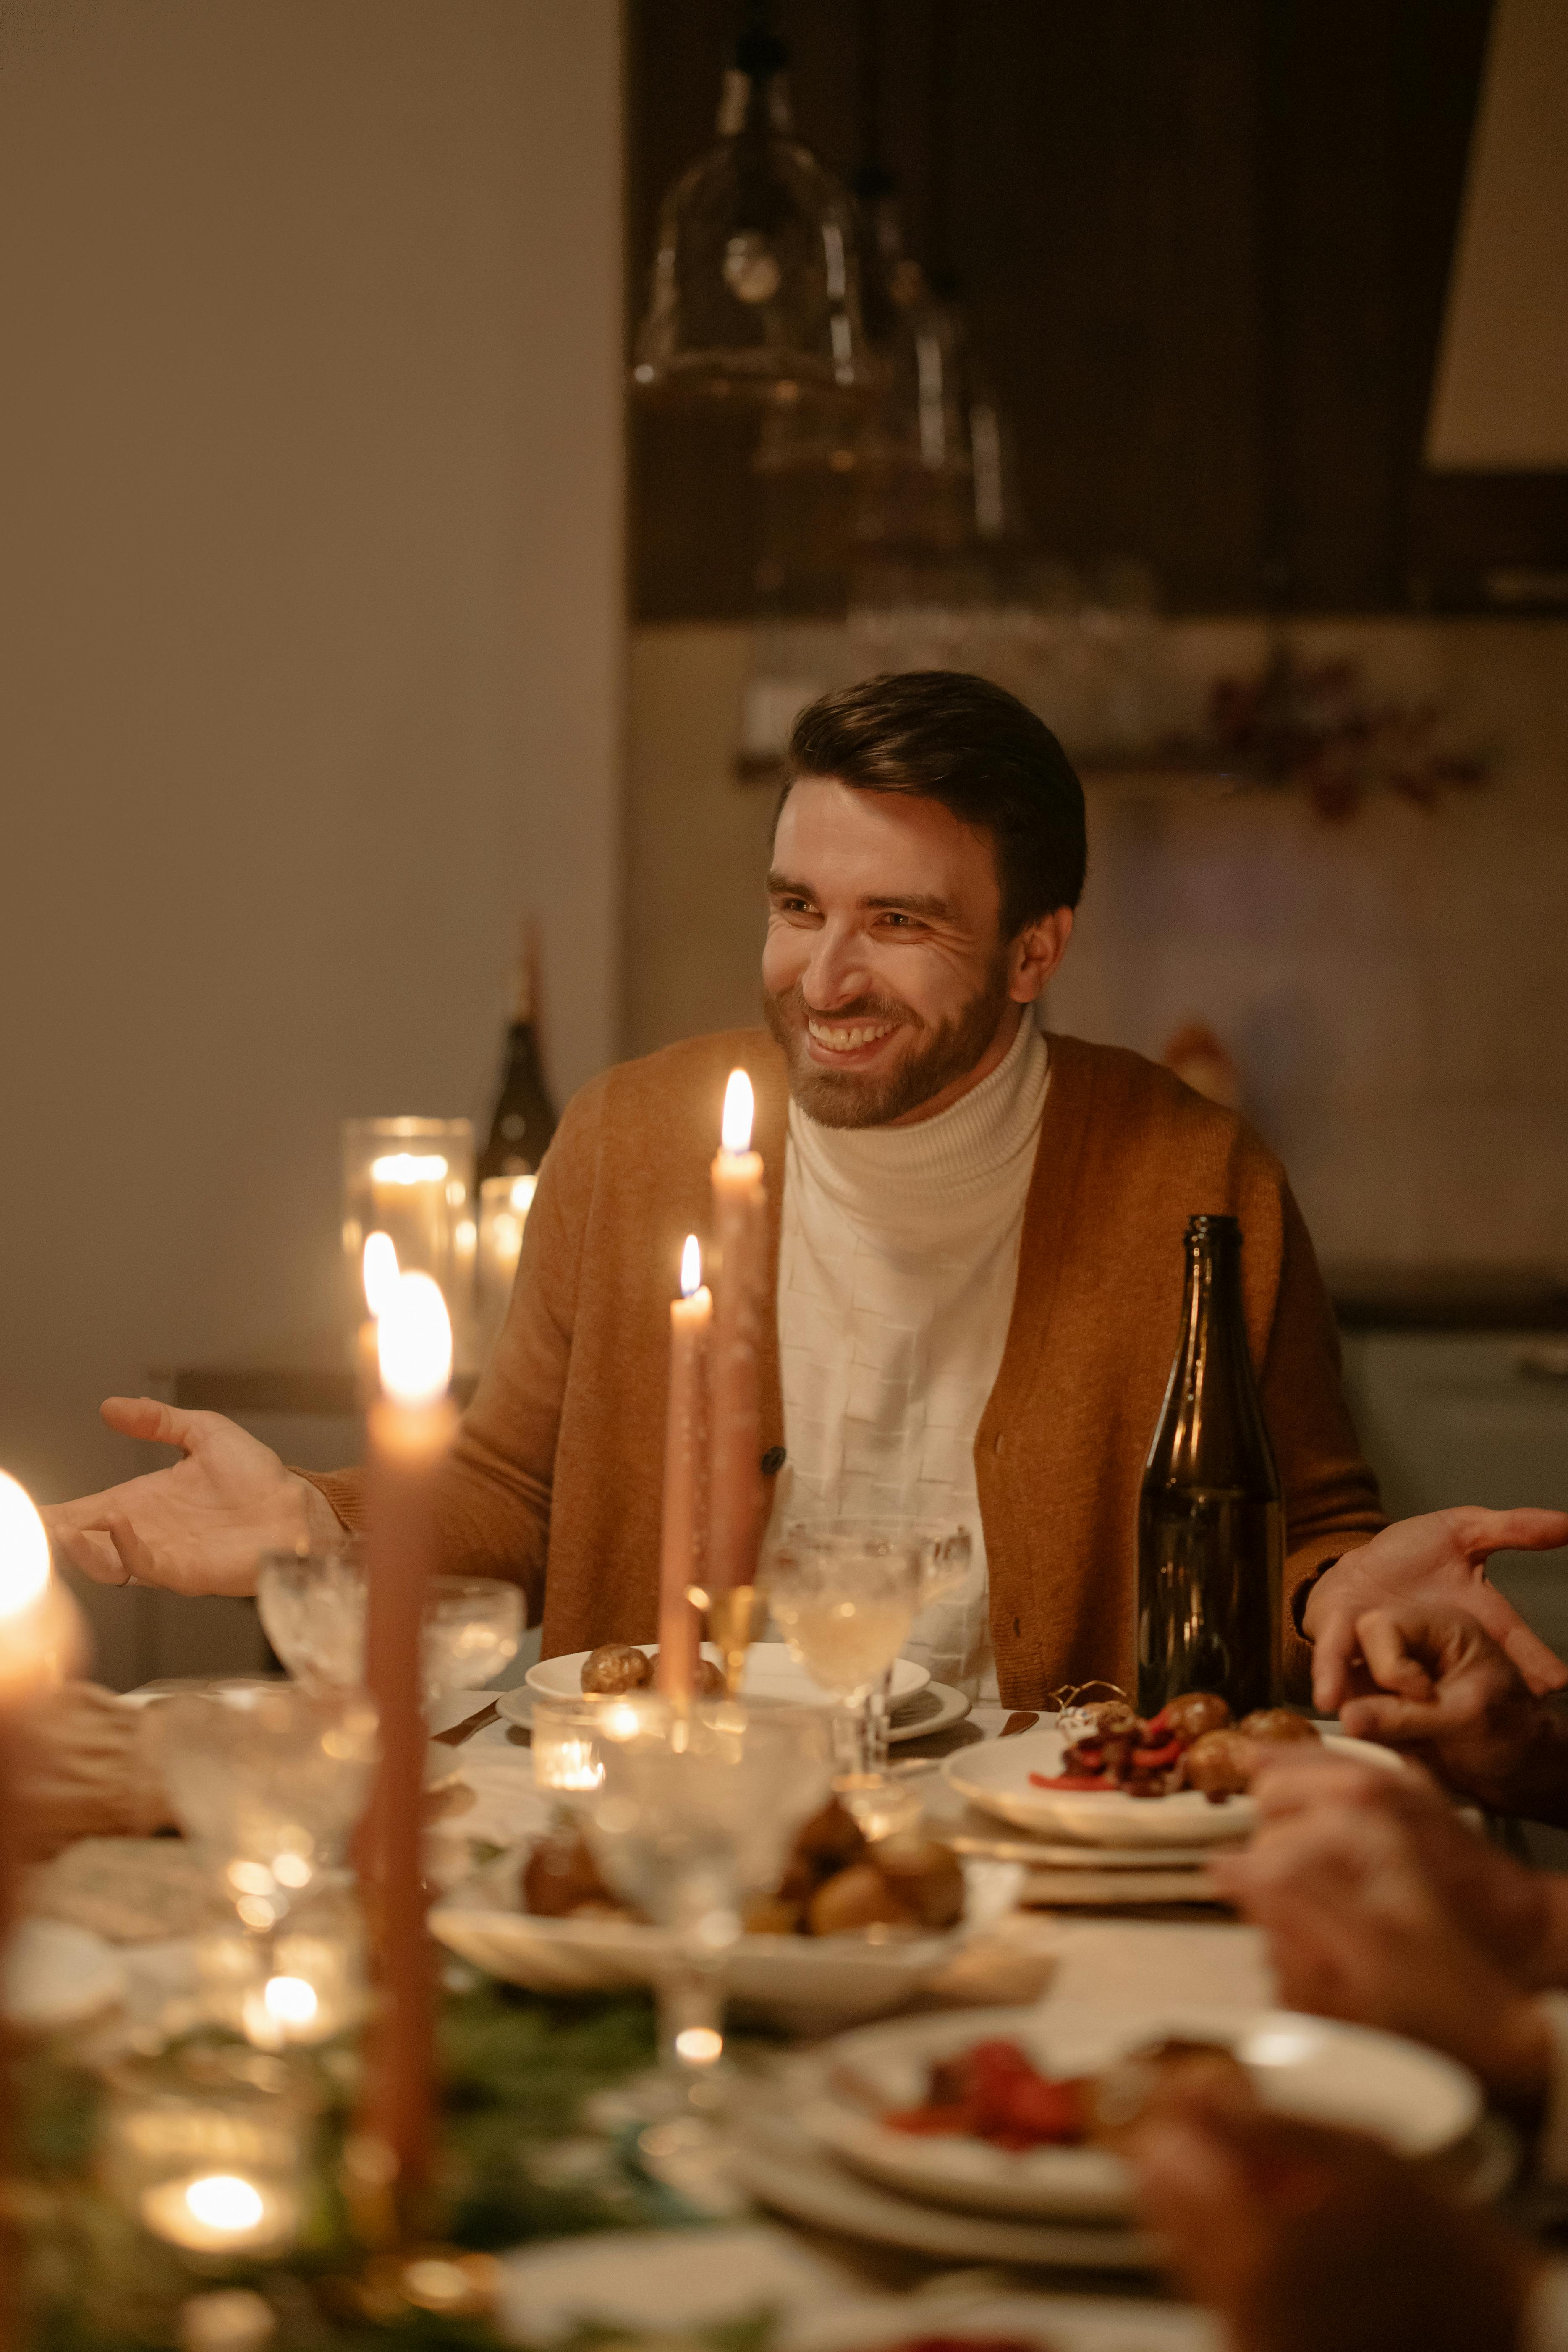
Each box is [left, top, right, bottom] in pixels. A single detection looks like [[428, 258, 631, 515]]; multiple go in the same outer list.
[[1183, 1727, 1256, 1799], [1162, 1691, 1233, 1742], [1238, 1708, 1320, 1747], [523, 1829, 626, 1918], [807, 1861, 916, 1936], [870, 1834, 965, 1929], [580, 1643, 654, 1696]]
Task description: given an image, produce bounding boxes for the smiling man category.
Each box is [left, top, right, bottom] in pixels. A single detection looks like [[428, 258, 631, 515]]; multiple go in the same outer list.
[[49, 672, 1557, 1706]]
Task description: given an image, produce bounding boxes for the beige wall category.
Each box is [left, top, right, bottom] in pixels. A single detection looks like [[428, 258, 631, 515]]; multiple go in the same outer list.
[[0, 2, 624, 1670], [627, 618, 1568, 1276]]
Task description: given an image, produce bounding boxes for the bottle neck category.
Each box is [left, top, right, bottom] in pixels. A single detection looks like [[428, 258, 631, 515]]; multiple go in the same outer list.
[[717, 65, 793, 137]]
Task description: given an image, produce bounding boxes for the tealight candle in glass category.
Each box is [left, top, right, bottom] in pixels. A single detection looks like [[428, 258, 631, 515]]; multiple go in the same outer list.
[[529, 1695, 608, 1806], [474, 1173, 537, 1353], [101, 2048, 311, 2264], [340, 1117, 474, 1349]]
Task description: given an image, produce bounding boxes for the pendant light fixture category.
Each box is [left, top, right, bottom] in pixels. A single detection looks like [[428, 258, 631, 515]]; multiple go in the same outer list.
[[633, 0, 871, 406]]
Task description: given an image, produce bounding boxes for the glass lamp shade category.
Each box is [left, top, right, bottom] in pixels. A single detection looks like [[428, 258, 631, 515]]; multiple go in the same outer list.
[[633, 42, 870, 406]]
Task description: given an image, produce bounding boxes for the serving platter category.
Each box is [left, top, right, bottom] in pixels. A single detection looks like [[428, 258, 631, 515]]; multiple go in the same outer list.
[[430, 1845, 1024, 2023], [526, 1643, 932, 1712], [945, 1727, 1406, 1847], [794, 2002, 1482, 2224]]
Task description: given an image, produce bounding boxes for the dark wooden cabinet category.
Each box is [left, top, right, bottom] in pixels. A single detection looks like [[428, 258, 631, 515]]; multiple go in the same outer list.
[[629, 0, 1564, 619]]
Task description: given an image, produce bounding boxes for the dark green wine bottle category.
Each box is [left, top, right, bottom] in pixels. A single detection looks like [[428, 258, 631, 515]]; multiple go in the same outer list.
[[476, 925, 558, 1185], [1137, 1214, 1283, 1718]]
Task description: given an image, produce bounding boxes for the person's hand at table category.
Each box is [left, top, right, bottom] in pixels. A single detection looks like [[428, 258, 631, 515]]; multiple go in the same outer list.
[[1123, 2077, 1539, 2352], [1320, 1602, 1568, 1826], [41, 1398, 343, 1596], [1304, 1505, 1568, 1711], [1236, 1747, 1568, 1988], [1210, 1789, 1555, 2109]]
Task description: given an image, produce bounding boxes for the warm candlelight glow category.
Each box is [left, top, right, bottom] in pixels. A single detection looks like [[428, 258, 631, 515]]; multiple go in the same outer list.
[[370, 1152, 449, 1186], [376, 1273, 453, 1406], [720, 1068, 754, 1155], [361, 1231, 400, 1320], [140, 2169, 298, 2255], [263, 1976, 318, 2030], [0, 1472, 51, 1619], [680, 1234, 702, 1298]]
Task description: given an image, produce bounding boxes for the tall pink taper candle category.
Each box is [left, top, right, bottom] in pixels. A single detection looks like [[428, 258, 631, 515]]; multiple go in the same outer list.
[[656, 1235, 711, 1701], [359, 1272, 457, 2229], [707, 1070, 767, 1596]]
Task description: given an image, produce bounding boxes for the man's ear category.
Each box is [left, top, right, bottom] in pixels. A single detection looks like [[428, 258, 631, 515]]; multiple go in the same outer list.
[[1009, 907, 1073, 1004]]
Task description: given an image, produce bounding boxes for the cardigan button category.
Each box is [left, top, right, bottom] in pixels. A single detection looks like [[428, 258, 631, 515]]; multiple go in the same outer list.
[[760, 1446, 786, 1476]]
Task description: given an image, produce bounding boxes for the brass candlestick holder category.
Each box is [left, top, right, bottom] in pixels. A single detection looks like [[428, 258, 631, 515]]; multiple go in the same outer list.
[[686, 1583, 766, 1697]]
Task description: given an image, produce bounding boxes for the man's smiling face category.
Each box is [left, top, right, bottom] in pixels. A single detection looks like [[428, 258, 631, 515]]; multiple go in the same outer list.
[[762, 778, 1071, 1128]]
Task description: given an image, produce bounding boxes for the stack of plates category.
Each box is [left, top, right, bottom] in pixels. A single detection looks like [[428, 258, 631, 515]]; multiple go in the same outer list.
[[735, 2001, 1485, 2272], [518, 1645, 973, 1745], [936, 1725, 1409, 1907]]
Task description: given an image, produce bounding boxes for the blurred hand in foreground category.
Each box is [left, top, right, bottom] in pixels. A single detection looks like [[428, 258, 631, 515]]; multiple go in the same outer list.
[[1211, 1774, 1554, 2106], [1304, 1506, 1568, 1710], [41, 1398, 342, 1597], [1124, 2079, 1538, 2352], [1236, 1748, 1568, 1986]]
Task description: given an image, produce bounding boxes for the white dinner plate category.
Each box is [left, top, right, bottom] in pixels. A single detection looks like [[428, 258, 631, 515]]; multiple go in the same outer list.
[[735, 2099, 1152, 2271], [3, 1920, 127, 2033], [797, 2002, 1481, 2224], [430, 1847, 1021, 2025], [945, 1727, 1407, 1848], [788, 2291, 1220, 2352], [526, 1642, 932, 1711], [497, 1675, 967, 1746]]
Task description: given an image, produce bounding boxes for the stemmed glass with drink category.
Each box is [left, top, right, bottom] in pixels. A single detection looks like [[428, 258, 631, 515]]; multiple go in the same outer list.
[[257, 1542, 522, 1710], [585, 1693, 833, 2117], [761, 1520, 928, 1776]]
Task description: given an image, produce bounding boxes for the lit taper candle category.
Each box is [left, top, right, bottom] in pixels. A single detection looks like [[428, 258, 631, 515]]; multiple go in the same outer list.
[[706, 1070, 766, 1597], [359, 1271, 456, 2230], [656, 1235, 711, 1701]]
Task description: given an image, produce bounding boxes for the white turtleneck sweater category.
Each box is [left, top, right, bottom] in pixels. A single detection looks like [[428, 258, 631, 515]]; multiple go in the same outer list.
[[774, 1013, 1051, 1699]]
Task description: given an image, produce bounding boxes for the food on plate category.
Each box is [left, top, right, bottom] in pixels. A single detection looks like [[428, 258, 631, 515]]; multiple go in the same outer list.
[[1089, 2035, 1253, 2143], [871, 1834, 966, 1929], [522, 1795, 968, 1939], [1182, 1728, 1258, 1798], [883, 2033, 1247, 2151], [578, 1646, 725, 1697], [521, 1827, 634, 1921], [1239, 1707, 1319, 1747], [1030, 1690, 1319, 1802], [580, 1643, 654, 1695], [1161, 1691, 1232, 1743], [808, 1862, 915, 1937]]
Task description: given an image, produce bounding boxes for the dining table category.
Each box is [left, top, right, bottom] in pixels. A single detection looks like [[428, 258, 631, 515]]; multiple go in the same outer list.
[[2, 1682, 1526, 2352]]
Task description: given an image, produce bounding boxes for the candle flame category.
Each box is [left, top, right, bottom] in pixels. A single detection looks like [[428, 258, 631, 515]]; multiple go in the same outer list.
[[370, 1151, 448, 1185], [376, 1272, 453, 1406], [720, 1068, 754, 1154], [263, 1975, 318, 2028], [0, 1472, 51, 1620], [361, 1231, 400, 1319], [680, 1234, 702, 1297], [184, 2176, 265, 2235]]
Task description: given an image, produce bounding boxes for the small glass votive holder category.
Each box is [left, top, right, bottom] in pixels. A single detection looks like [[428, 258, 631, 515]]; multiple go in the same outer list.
[[341, 1116, 474, 1346], [474, 1173, 537, 1353], [529, 1694, 610, 1807], [101, 2046, 312, 2263], [196, 1887, 367, 2049]]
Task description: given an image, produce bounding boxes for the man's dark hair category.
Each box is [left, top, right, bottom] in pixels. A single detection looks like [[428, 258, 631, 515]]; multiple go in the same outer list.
[[781, 670, 1087, 934]]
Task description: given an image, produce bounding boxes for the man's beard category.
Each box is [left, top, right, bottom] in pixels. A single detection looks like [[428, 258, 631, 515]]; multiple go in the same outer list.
[[762, 960, 1014, 1129]]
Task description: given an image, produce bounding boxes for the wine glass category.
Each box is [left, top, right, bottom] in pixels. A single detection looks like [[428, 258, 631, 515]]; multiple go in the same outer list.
[[257, 1544, 522, 1708], [762, 1519, 926, 1778], [144, 1679, 378, 2041], [585, 1693, 832, 2113]]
